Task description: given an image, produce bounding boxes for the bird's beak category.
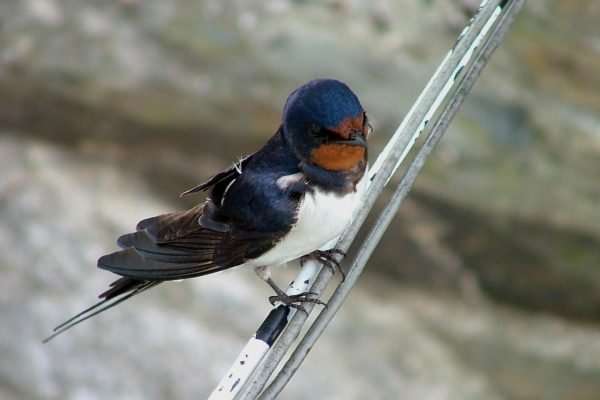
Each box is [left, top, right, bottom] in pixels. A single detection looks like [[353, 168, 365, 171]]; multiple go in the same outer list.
[[336, 133, 367, 148]]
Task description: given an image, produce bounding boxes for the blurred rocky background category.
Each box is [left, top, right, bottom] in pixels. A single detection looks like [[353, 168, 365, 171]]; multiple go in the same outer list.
[[1, 0, 600, 399]]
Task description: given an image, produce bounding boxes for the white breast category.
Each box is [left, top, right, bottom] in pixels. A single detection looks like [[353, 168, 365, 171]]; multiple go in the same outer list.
[[249, 170, 368, 267]]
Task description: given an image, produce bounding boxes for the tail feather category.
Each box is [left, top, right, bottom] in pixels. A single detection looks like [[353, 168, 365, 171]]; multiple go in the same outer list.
[[99, 276, 146, 300], [43, 278, 159, 343], [44, 189, 242, 342]]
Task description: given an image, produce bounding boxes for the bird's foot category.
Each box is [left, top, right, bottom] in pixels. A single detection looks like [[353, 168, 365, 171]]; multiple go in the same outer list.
[[265, 277, 325, 312], [300, 249, 346, 281], [268, 291, 325, 313]]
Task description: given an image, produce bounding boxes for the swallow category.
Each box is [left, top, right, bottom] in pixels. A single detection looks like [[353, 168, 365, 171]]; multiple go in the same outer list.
[[45, 78, 371, 341]]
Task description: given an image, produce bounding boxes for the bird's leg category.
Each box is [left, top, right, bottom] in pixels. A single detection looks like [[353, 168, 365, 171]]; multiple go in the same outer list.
[[300, 249, 346, 281], [253, 266, 325, 312]]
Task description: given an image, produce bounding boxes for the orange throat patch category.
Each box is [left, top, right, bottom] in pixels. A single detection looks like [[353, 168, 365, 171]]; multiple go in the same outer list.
[[310, 144, 366, 171]]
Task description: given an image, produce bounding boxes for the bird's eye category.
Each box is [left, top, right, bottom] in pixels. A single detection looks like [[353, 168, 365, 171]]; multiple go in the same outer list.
[[309, 123, 321, 136]]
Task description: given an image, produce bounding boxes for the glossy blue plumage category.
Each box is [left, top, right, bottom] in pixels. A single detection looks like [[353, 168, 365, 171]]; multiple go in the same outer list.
[[283, 79, 365, 163], [284, 79, 363, 129]]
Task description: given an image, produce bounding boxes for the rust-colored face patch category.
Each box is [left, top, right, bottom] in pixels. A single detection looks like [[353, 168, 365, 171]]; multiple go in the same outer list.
[[327, 116, 364, 139], [310, 144, 366, 171]]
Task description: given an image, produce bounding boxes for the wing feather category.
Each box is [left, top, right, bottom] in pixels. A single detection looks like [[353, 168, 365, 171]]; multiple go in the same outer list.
[[179, 155, 252, 196]]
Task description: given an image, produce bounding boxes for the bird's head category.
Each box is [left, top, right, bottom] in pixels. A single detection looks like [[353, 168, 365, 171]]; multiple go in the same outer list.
[[282, 79, 371, 171]]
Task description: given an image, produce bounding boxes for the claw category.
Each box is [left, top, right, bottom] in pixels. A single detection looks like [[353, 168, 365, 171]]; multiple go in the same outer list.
[[300, 249, 346, 281]]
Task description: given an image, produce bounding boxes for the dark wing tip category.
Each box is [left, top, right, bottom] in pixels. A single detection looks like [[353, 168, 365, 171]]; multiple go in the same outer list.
[[117, 233, 134, 249], [180, 185, 205, 197], [96, 250, 144, 277], [136, 216, 156, 231]]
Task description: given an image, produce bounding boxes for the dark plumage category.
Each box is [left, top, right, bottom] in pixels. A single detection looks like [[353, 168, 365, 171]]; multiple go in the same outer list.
[[45, 79, 370, 341]]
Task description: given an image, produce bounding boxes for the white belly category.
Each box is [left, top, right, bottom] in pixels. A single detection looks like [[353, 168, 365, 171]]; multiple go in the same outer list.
[[249, 171, 368, 267]]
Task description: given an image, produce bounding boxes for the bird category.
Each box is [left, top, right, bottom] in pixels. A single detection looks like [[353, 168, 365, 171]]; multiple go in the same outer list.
[[45, 78, 371, 342]]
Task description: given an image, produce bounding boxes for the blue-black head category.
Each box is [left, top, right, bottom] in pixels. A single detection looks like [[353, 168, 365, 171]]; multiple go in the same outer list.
[[282, 79, 371, 171]]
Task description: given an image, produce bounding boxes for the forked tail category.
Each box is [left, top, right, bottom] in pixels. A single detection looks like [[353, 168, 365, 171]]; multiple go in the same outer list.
[[43, 277, 160, 343]]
